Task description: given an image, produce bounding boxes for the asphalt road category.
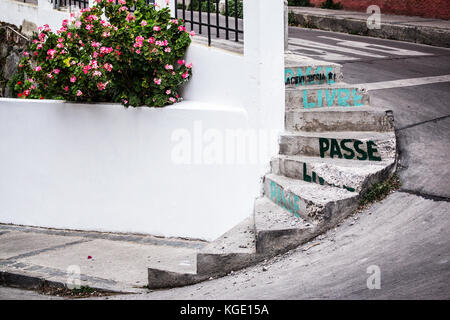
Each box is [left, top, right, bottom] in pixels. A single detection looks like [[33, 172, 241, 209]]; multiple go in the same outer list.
[[1, 27, 449, 300]]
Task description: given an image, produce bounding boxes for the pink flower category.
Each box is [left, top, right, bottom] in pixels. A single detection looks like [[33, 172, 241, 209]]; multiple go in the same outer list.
[[165, 64, 173, 70], [97, 82, 107, 91], [64, 86, 69, 92], [141, 20, 147, 27], [178, 26, 186, 32], [35, 66, 42, 72], [153, 26, 161, 31], [182, 71, 189, 79], [23, 51, 29, 56], [103, 63, 113, 72], [118, 0, 126, 4], [148, 37, 155, 44], [57, 43, 64, 49], [53, 69, 60, 74], [177, 59, 185, 65], [186, 63, 193, 69], [190, 31, 196, 37], [75, 21, 82, 28], [166, 89, 171, 95], [93, 70, 102, 77], [126, 14, 135, 22], [77, 90, 83, 96], [70, 76, 77, 83], [136, 49, 141, 54], [153, 78, 162, 85], [47, 49, 57, 58], [91, 41, 100, 48], [169, 97, 176, 103], [164, 47, 171, 53]]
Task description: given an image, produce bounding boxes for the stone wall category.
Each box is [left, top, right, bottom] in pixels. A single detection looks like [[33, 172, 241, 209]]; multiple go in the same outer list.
[[0, 22, 30, 97]]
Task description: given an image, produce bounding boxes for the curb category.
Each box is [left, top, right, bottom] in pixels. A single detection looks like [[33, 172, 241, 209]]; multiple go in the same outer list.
[[289, 10, 450, 48], [0, 269, 144, 296]]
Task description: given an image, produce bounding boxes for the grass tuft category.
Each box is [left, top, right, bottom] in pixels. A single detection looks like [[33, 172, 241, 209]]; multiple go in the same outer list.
[[358, 174, 401, 209]]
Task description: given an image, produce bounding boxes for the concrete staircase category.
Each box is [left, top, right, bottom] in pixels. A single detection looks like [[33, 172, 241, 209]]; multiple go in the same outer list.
[[147, 53, 397, 289]]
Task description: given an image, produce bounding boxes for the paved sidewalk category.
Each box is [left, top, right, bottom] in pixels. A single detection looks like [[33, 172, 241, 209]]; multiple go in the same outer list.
[[0, 224, 206, 294], [288, 7, 450, 47]]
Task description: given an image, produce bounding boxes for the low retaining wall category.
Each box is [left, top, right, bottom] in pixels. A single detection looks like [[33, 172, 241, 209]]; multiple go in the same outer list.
[[309, 0, 450, 21], [0, 98, 264, 240], [290, 10, 450, 48]]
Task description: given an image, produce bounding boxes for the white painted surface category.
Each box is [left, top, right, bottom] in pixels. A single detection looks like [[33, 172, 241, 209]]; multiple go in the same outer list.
[[0, 0, 286, 239], [358, 75, 450, 90], [0, 98, 261, 240], [0, 0, 71, 33]]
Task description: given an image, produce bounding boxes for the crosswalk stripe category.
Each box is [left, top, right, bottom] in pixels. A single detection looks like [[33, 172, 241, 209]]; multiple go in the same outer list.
[[357, 75, 450, 90]]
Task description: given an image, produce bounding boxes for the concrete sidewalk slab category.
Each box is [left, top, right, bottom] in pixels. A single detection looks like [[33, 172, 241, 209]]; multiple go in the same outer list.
[[288, 7, 450, 47], [0, 224, 206, 293]]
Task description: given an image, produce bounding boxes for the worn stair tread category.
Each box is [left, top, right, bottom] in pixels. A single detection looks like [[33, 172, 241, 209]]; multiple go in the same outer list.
[[265, 173, 357, 204], [254, 197, 316, 232], [281, 130, 395, 140], [199, 216, 256, 255], [274, 154, 394, 168], [271, 154, 395, 193], [285, 82, 367, 91], [287, 105, 383, 113]]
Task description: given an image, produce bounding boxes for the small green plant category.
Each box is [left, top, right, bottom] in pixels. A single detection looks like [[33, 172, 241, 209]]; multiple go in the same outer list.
[[288, 0, 313, 7], [320, 0, 343, 10], [71, 286, 95, 295], [221, 0, 243, 19], [359, 174, 401, 208], [288, 11, 299, 26], [183, 0, 216, 12], [9, 0, 193, 107]]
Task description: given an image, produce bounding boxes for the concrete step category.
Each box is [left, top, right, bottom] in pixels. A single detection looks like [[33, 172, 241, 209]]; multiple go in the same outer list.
[[286, 84, 370, 110], [254, 197, 317, 255], [148, 217, 262, 289], [285, 107, 394, 132], [279, 131, 396, 162], [271, 154, 396, 193], [285, 53, 343, 87], [263, 173, 358, 224]]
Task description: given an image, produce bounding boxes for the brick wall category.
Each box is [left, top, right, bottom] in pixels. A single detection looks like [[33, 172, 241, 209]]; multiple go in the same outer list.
[[309, 0, 450, 20]]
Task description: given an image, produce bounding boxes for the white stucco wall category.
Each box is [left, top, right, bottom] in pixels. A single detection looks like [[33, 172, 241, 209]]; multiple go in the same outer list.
[[0, 0, 285, 240], [0, 0, 71, 32], [0, 98, 261, 240]]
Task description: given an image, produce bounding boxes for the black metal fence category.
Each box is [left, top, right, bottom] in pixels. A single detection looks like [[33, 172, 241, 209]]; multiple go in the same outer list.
[[50, 0, 89, 9], [47, 0, 241, 46], [175, 0, 243, 46]]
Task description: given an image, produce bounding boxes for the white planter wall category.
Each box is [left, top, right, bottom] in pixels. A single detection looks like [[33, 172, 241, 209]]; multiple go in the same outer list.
[[0, 0, 285, 240], [0, 98, 262, 240]]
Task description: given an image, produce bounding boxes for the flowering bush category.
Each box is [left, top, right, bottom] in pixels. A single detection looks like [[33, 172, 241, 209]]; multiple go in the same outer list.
[[8, 0, 194, 107]]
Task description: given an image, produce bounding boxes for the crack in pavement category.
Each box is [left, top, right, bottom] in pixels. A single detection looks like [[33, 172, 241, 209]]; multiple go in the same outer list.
[[396, 114, 450, 131], [399, 190, 450, 202], [0, 239, 92, 263]]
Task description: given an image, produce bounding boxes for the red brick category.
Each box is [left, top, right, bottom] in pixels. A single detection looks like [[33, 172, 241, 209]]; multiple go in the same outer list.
[[308, 0, 450, 20]]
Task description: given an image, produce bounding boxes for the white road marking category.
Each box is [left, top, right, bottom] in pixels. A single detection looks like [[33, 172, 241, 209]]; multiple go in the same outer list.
[[289, 38, 386, 59], [318, 36, 433, 57], [287, 44, 358, 61], [357, 75, 450, 90]]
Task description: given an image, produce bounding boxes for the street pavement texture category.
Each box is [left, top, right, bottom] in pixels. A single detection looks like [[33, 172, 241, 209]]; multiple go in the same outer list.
[[1, 27, 449, 300]]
